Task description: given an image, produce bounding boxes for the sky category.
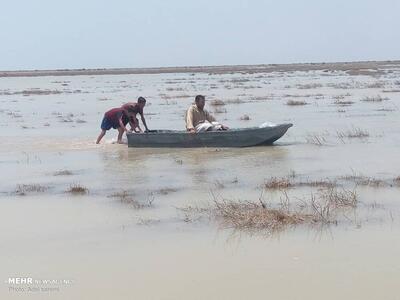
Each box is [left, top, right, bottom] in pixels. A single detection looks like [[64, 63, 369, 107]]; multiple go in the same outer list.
[[1, 0, 400, 70]]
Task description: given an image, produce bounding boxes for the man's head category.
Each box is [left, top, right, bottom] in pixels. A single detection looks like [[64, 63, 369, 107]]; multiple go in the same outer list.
[[195, 95, 205, 110], [138, 96, 146, 109]]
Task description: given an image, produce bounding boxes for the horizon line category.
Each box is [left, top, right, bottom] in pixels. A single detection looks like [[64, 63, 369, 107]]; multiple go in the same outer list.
[[1, 59, 399, 78]]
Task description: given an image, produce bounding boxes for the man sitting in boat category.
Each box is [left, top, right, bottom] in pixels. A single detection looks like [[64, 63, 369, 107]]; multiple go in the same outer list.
[[121, 97, 149, 133], [185, 95, 229, 133], [96, 106, 137, 144]]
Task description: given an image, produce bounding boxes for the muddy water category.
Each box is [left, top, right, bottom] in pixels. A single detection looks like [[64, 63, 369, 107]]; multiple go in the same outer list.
[[1, 66, 400, 299]]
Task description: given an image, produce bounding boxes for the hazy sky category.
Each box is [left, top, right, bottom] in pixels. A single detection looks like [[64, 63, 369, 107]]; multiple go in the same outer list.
[[1, 0, 399, 70]]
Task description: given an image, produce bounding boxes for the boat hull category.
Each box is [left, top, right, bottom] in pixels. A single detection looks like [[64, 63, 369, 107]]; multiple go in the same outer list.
[[127, 123, 292, 148]]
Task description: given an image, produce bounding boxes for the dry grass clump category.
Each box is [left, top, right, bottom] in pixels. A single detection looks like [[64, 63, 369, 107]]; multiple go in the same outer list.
[[297, 83, 323, 89], [317, 187, 357, 209], [332, 93, 354, 106], [240, 114, 250, 121], [283, 93, 323, 99], [54, 170, 73, 176], [212, 199, 307, 231], [250, 96, 274, 101], [15, 184, 48, 195], [286, 100, 308, 106], [334, 99, 354, 106], [297, 180, 337, 188], [265, 176, 336, 190], [242, 85, 262, 89], [327, 82, 355, 89], [157, 188, 179, 195], [203, 186, 358, 232], [333, 93, 352, 100], [340, 175, 386, 187], [166, 87, 184, 92], [307, 188, 357, 224], [305, 134, 327, 146], [109, 190, 154, 209], [0, 89, 63, 96], [174, 94, 192, 99], [361, 95, 384, 102], [394, 177, 400, 186], [375, 108, 396, 112], [365, 82, 386, 89], [264, 177, 292, 189], [209, 99, 226, 106], [357, 178, 385, 187], [337, 127, 369, 139], [177, 205, 209, 223], [67, 184, 88, 195], [230, 78, 251, 83]]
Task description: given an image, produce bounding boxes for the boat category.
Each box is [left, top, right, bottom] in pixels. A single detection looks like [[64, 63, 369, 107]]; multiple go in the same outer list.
[[127, 123, 292, 148]]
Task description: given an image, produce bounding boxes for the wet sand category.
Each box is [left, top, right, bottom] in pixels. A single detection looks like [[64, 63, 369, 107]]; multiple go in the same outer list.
[[1, 61, 400, 299]]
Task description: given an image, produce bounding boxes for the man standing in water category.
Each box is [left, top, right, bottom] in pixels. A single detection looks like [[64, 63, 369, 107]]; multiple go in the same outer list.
[[185, 95, 228, 133], [121, 97, 149, 133]]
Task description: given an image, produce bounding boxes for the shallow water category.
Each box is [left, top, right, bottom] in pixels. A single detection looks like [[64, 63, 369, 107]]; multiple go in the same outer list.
[[1, 66, 400, 299]]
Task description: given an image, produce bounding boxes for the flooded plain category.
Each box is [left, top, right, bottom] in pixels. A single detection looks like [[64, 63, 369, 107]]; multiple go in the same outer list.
[[1, 61, 400, 299]]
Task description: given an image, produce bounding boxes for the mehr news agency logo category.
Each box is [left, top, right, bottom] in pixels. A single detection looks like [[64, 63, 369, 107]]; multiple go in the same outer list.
[[5, 277, 74, 293]]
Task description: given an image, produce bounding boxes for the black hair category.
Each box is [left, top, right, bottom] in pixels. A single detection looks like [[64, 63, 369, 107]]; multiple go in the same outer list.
[[138, 96, 146, 103], [195, 95, 205, 102]]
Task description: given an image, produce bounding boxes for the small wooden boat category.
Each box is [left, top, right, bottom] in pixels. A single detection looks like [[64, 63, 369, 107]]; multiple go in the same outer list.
[[127, 123, 292, 148]]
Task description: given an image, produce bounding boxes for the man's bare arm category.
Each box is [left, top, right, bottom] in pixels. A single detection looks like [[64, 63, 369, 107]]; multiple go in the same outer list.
[[140, 113, 149, 131], [132, 117, 142, 133]]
